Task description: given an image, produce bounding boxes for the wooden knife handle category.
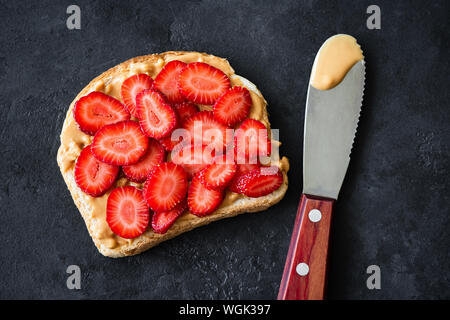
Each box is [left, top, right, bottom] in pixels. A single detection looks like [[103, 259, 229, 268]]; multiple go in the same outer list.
[[278, 194, 335, 300]]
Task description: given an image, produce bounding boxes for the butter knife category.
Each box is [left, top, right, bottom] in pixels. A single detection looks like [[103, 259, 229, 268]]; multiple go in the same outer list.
[[278, 36, 365, 300]]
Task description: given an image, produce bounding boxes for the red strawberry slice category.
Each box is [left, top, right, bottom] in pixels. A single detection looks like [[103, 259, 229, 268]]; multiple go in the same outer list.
[[174, 102, 199, 124], [234, 118, 271, 163], [188, 170, 224, 216], [238, 163, 261, 174], [121, 74, 154, 117], [213, 86, 251, 126], [177, 62, 230, 105], [106, 186, 150, 239], [158, 102, 199, 151], [73, 91, 130, 135], [227, 163, 261, 193], [234, 167, 283, 198], [183, 111, 231, 151], [122, 139, 165, 183], [158, 127, 188, 152], [136, 89, 178, 139], [74, 144, 120, 197], [92, 120, 149, 166], [171, 144, 215, 179], [151, 200, 187, 234], [201, 163, 237, 190], [143, 162, 188, 212], [159, 134, 182, 152], [153, 60, 187, 104]]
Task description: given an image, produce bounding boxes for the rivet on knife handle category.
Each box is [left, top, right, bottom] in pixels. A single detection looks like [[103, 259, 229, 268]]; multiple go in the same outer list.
[[278, 194, 334, 300]]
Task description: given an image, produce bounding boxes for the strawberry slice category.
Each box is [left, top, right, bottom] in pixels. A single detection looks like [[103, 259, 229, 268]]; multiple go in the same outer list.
[[177, 62, 230, 105], [159, 134, 182, 152], [74, 144, 120, 197], [234, 167, 283, 198], [238, 163, 261, 174], [234, 118, 271, 163], [227, 163, 261, 193], [121, 74, 154, 117], [171, 144, 215, 179], [158, 102, 199, 151], [174, 102, 199, 124], [122, 139, 165, 183], [153, 60, 187, 104], [106, 186, 150, 239], [136, 89, 178, 139], [151, 200, 187, 234], [213, 86, 251, 126], [143, 162, 188, 212], [92, 120, 149, 166], [201, 163, 237, 190], [73, 91, 130, 135], [188, 170, 224, 216], [183, 111, 231, 151]]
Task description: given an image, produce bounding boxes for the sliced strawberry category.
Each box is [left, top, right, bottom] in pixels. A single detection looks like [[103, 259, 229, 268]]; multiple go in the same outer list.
[[228, 178, 242, 194], [73, 91, 130, 135], [121, 74, 154, 117], [74, 145, 119, 197], [106, 186, 150, 239], [174, 102, 199, 124], [151, 200, 187, 234], [158, 102, 199, 151], [234, 118, 271, 163], [159, 134, 182, 152], [234, 168, 283, 198], [136, 89, 178, 139], [201, 163, 237, 190], [153, 60, 187, 104], [143, 162, 188, 212], [188, 170, 224, 216], [213, 86, 251, 126], [171, 144, 215, 179], [177, 62, 230, 105], [92, 120, 149, 166], [227, 163, 261, 193], [122, 139, 165, 183], [158, 127, 189, 152], [182, 111, 231, 151], [238, 163, 261, 174]]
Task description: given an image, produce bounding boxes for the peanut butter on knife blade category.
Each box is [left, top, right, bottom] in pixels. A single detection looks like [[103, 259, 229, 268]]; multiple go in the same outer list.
[[310, 34, 364, 90]]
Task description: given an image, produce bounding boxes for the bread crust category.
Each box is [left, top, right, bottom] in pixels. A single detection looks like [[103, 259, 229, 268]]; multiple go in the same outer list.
[[57, 52, 288, 257]]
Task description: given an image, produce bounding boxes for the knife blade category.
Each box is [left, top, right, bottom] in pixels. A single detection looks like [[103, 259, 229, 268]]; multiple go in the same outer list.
[[278, 35, 365, 300], [303, 60, 365, 199]]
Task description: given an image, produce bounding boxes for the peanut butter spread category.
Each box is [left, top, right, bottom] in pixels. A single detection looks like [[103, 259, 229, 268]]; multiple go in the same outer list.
[[57, 52, 289, 249], [310, 34, 364, 90]]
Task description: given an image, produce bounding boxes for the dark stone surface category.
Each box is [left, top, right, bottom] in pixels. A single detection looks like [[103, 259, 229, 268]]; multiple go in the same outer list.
[[0, 0, 448, 299]]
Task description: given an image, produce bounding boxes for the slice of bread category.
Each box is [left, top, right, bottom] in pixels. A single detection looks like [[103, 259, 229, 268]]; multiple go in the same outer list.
[[57, 51, 289, 258]]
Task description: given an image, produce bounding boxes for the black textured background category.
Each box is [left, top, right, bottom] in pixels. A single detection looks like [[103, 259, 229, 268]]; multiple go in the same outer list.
[[0, 0, 449, 299]]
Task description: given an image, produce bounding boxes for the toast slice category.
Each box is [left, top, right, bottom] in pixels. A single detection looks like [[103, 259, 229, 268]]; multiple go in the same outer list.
[[57, 51, 289, 257]]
